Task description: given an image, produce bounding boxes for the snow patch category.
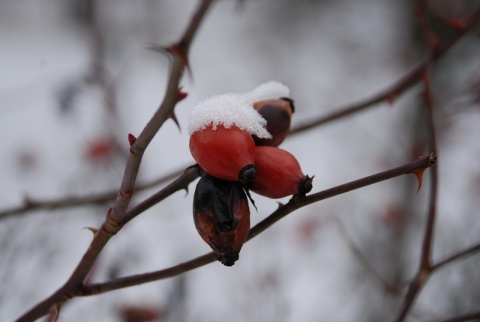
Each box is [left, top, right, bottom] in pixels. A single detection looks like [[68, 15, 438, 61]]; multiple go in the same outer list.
[[188, 93, 271, 139], [244, 80, 290, 103]]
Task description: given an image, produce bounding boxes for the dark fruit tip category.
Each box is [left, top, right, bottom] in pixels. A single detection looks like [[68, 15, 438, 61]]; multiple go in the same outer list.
[[218, 251, 240, 266], [239, 164, 256, 186], [298, 175, 314, 197]]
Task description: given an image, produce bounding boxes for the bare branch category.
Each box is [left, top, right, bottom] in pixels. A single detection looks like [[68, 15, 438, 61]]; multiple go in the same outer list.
[[432, 242, 480, 271], [14, 2, 213, 321], [78, 155, 435, 296], [0, 165, 187, 220], [394, 2, 440, 320], [431, 310, 480, 322], [290, 6, 480, 135]]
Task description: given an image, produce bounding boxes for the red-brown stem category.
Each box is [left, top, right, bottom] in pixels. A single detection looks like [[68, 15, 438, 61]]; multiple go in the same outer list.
[[433, 310, 480, 322], [432, 242, 480, 271], [0, 165, 188, 220], [78, 155, 435, 296], [121, 165, 201, 225], [394, 2, 440, 321], [290, 6, 480, 135], [14, 2, 213, 322]]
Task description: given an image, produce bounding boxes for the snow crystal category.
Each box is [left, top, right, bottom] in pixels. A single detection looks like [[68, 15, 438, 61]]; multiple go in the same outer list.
[[243, 81, 290, 103], [188, 93, 272, 139]]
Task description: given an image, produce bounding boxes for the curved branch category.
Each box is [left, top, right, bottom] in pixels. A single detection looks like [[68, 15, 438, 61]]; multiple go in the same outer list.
[[290, 6, 480, 135], [0, 166, 187, 220], [394, 2, 441, 320], [14, 2, 213, 321], [79, 154, 436, 296], [432, 242, 480, 271]]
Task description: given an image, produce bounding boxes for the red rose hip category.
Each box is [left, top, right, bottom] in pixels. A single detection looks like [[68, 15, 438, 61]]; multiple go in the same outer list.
[[250, 146, 313, 199], [188, 93, 271, 185], [189, 124, 257, 185]]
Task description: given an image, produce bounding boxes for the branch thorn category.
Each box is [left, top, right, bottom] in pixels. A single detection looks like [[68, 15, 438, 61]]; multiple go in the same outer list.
[[128, 133, 137, 146], [83, 227, 99, 235], [409, 167, 427, 193], [169, 111, 181, 131], [177, 87, 188, 102]]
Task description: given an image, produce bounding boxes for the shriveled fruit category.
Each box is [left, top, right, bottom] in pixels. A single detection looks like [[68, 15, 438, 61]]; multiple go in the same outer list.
[[189, 124, 256, 185], [250, 146, 313, 199], [193, 174, 250, 266], [252, 98, 295, 147]]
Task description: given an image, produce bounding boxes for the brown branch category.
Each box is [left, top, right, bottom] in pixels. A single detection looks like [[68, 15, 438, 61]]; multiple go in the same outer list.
[[78, 154, 435, 296], [290, 6, 480, 136], [432, 310, 480, 322], [121, 165, 201, 226], [0, 165, 187, 220], [431, 242, 480, 271], [14, 2, 213, 321], [394, 2, 440, 321]]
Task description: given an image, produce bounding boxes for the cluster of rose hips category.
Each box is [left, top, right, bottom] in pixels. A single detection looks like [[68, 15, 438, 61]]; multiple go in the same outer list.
[[189, 82, 313, 266]]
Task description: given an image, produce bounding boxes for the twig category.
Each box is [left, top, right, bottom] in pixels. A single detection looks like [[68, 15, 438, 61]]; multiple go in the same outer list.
[[14, 1, 213, 321], [0, 165, 187, 220], [432, 310, 480, 322], [394, 2, 440, 321], [335, 218, 400, 296], [431, 241, 480, 271], [121, 165, 201, 225], [290, 6, 480, 135], [77, 154, 436, 296]]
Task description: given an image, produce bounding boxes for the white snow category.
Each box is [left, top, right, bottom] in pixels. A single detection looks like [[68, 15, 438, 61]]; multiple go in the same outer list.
[[187, 93, 272, 138], [243, 80, 290, 103]]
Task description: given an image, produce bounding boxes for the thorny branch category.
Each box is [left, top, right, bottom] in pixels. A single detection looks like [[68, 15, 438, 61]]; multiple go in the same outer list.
[[394, 1, 440, 321], [76, 154, 436, 295], [15, 1, 213, 321], [0, 165, 186, 220], [8, 2, 480, 322], [290, 5, 480, 134], [2, 5, 480, 220]]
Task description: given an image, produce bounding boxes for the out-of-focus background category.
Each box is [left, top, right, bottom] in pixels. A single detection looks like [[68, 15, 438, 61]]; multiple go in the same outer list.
[[1, 0, 480, 321]]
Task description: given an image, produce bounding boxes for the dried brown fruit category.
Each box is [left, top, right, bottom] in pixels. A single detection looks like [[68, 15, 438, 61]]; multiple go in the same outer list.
[[252, 98, 294, 147], [193, 175, 250, 266]]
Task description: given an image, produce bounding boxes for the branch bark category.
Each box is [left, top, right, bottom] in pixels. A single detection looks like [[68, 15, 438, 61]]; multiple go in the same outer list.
[[290, 6, 480, 135], [77, 154, 436, 296], [14, 1, 213, 321]]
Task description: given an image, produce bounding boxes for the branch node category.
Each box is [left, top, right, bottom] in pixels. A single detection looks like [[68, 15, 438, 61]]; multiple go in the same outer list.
[[119, 190, 134, 199]]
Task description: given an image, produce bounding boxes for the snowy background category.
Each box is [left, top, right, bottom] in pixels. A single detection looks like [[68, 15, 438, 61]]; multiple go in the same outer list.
[[1, 0, 480, 321]]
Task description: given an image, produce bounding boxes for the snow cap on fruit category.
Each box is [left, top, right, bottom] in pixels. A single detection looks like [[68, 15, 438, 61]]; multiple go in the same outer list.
[[188, 93, 271, 139], [244, 81, 290, 103]]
